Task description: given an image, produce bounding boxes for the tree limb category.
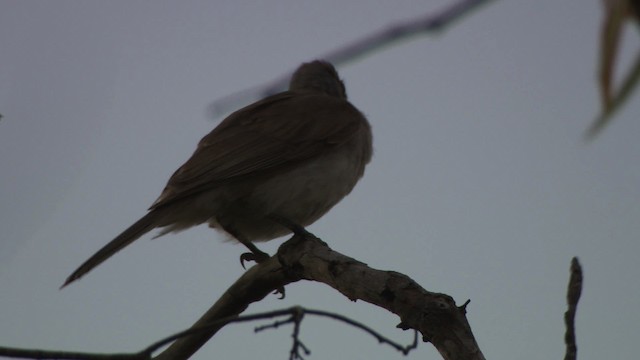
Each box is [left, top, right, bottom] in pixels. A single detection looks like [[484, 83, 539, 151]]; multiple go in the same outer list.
[[152, 255, 289, 360], [0, 234, 484, 360], [154, 234, 485, 360]]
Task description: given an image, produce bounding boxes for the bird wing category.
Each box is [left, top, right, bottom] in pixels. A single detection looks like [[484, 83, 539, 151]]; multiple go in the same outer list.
[[149, 91, 367, 209]]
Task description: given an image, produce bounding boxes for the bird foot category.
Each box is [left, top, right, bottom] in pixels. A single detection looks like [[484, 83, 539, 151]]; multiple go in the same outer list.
[[239, 250, 270, 269], [274, 286, 286, 299]]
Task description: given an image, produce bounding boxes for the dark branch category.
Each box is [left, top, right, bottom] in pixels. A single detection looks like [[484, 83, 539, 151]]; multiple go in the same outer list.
[[208, 0, 495, 116], [564, 257, 583, 360], [154, 234, 485, 360], [304, 309, 418, 355], [0, 348, 141, 360], [153, 256, 289, 360], [0, 306, 416, 360], [1, 234, 484, 360], [275, 235, 484, 360], [288, 307, 308, 360]]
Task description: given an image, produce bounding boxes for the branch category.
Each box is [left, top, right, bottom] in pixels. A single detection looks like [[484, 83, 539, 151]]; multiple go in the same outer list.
[[564, 257, 583, 360], [0, 348, 140, 360], [153, 255, 289, 360], [1, 234, 484, 360], [154, 234, 485, 360], [208, 0, 495, 116], [0, 307, 415, 360], [252, 307, 418, 360]]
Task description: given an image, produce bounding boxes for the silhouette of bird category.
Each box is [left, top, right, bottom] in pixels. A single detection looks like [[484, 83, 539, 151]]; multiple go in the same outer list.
[[62, 60, 372, 288]]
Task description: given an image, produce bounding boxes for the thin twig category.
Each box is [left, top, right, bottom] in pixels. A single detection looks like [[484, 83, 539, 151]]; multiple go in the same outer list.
[[253, 306, 417, 359], [0, 347, 142, 360], [0, 307, 416, 360], [208, 0, 495, 116], [289, 307, 309, 360], [144, 310, 290, 355], [2, 235, 482, 360], [305, 309, 419, 355], [0, 309, 290, 360]]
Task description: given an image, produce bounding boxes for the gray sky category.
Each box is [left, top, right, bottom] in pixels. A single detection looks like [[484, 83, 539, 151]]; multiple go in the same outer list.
[[1, 1, 639, 359]]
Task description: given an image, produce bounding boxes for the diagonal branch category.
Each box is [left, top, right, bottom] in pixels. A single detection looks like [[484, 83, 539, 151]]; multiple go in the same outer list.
[[208, 0, 495, 116], [153, 234, 485, 360], [0, 234, 484, 360], [0, 307, 416, 360], [152, 256, 289, 360]]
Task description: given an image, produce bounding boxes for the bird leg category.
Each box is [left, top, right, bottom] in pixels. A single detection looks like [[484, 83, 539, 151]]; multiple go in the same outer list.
[[267, 214, 315, 239], [221, 215, 315, 269], [238, 240, 270, 268], [220, 224, 270, 268]]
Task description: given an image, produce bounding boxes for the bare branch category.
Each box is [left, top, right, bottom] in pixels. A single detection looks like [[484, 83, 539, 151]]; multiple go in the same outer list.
[[0, 307, 414, 360], [208, 0, 495, 116], [153, 256, 289, 360], [1, 234, 483, 360], [0, 347, 142, 360], [287, 307, 308, 360], [145, 308, 293, 356], [253, 307, 418, 358], [564, 257, 583, 360], [277, 235, 484, 360], [154, 234, 484, 360], [303, 309, 418, 355]]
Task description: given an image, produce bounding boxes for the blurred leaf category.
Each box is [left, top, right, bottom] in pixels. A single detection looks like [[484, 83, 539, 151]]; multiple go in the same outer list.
[[598, 0, 627, 109], [588, 48, 640, 138], [589, 0, 639, 138], [632, 0, 640, 19]]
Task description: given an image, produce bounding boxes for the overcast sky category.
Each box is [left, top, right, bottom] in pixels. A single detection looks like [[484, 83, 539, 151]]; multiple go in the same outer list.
[[1, 1, 640, 359]]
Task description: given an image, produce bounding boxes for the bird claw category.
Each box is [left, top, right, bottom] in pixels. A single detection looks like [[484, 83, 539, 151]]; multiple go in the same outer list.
[[239, 250, 270, 269], [274, 286, 286, 299]]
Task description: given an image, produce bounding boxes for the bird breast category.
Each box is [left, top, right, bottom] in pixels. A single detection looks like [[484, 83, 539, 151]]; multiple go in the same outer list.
[[217, 141, 369, 241]]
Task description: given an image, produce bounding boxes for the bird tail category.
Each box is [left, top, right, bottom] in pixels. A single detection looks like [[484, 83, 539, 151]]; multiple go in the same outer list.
[[61, 211, 160, 288]]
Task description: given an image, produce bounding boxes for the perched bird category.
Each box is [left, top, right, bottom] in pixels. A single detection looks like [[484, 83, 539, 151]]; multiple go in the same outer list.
[[62, 60, 372, 288]]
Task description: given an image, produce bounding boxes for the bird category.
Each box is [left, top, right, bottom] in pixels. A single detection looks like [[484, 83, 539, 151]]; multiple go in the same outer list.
[[61, 60, 373, 288]]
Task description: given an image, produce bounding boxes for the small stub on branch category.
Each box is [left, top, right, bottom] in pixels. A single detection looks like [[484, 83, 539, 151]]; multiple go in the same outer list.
[[564, 257, 583, 360]]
